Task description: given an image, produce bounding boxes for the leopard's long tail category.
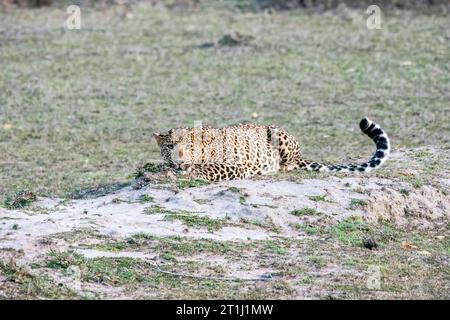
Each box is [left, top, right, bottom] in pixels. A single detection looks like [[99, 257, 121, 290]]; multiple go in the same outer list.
[[301, 118, 391, 173]]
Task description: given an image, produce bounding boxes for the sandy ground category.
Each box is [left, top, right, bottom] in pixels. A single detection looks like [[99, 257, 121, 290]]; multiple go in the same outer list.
[[1, 176, 449, 257]]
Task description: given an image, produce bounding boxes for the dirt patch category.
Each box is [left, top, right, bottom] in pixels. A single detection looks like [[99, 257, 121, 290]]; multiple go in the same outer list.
[[366, 186, 449, 229]]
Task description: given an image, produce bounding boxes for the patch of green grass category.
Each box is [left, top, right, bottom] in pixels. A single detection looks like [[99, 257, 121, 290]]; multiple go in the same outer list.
[[375, 222, 402, 245], [161, 252, 177, 262], [144, 205, 190, 215], [0, 260, 78, 299], [176, 179, 210, 189], [131, 233, 159, 241], [95, 242, 129, 252], [3, 191, 37, 209], [415, 150, 432, 158], [227, 187, 241, 193], [328, 218, 401, 248], [297, 276, 314, 285], [144, 205, 166, 214], [308, 256, 326, 268], [411, 177, 425, 189], [328, 217, 370, 247], [290, 222, 325, 236], [165, 213, 227, 232], [47, 251, 85, 270], [138, 194, 154, 203], [134, 163, 167, 178], [399, 188, 410, 196], [263, 240, 289, 255], [343, 259, 359, 267], [309, 195, 327, 202], [159, 238, 235, 256], [47, 251, 142, 285], [290, 208, 320, 216], [349, 198, 368, 208], [239, 196, 247, 205], [51, 228, 105, 243], [301, 225, 321, 235], [12, 224, 19, 230], [240, 218, 281, 233], [144, 205, 228, 231]]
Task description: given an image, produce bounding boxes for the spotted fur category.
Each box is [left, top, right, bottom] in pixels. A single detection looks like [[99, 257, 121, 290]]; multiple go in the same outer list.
[[153, 118, 390, 181]]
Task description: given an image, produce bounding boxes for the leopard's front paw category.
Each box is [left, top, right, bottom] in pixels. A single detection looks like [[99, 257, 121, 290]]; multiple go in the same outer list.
[[164, 168, 178, 181]]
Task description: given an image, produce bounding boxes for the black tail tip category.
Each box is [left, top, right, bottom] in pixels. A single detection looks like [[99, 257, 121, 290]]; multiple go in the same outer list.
[[359, 117, 371, 131]]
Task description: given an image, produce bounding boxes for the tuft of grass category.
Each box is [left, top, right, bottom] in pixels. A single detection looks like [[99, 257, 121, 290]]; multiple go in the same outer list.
[[297, 276, 314, 285], [309, 256, 326, 268], [95, 242, 129, 252], [47, 251, 85, 270], [144, 205, 166, 214], [227, 187, 241, 193], [161, 252, 177, 262], [165, 213, 227, 232], [111, 198, 122, 204], [263, 240, 289, 256], [399, 188, 410, 196], [240, 217, 281, 233], [3, 191, 37, 209], [193, 198, 211, 204], [349, 198, 368, 209], [302, 225, 321, 235], [134, 163, 167, 179], [144, 205, 188, 215], [411, 177, 425, 189], [290, 208, 320, 216], [138, 194, 154, 203], [309, 195, 328, 202], [143, 206, 227, 232], [176, 179, 210, 189]]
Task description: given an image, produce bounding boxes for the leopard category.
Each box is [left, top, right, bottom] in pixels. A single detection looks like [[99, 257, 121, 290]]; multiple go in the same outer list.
[[153, 118, 391, 181]]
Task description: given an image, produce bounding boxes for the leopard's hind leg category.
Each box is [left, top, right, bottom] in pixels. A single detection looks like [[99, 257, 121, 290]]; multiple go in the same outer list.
[[183, 164, 255, 181]]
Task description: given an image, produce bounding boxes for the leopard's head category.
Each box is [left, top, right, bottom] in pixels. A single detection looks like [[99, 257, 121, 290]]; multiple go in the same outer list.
[[153, 129, 190, 168]]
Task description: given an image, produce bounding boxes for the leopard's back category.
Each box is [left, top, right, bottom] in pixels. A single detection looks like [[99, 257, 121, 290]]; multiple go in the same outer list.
[[171, 124, 284, 175]]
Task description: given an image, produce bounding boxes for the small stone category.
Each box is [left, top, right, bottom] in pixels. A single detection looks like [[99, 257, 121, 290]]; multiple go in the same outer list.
[[363, 237, 378, 250], [126, 238, 137, 245], [260, 273, 273, 280], [401, 241, 418, 250]]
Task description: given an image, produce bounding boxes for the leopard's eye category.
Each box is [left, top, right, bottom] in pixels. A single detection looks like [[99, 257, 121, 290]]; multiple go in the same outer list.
[[166, 144, 174, 150]]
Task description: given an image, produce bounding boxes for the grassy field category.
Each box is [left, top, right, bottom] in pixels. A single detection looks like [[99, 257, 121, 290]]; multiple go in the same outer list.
[[0, 1, 449, 201]]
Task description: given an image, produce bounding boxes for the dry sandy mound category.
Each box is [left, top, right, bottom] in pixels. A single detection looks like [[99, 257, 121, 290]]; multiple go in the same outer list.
[[1, 173, 448, 260]]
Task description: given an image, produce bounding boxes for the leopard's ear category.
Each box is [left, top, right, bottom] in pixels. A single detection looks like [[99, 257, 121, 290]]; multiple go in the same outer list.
[[153, 133, 166, 146]]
